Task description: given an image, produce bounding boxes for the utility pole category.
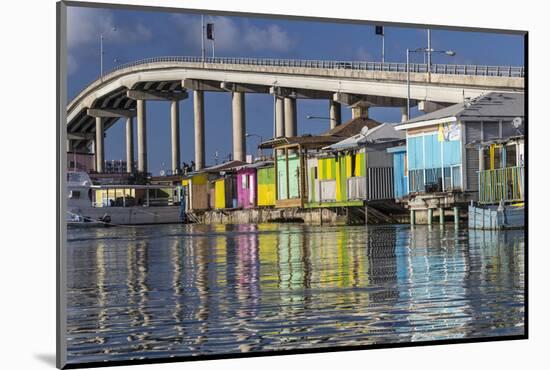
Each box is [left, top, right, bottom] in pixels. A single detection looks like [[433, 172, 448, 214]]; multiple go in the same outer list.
[[201, 15, 205, 61], [427, 29, 432, 74], [375, 25, 385, 63]]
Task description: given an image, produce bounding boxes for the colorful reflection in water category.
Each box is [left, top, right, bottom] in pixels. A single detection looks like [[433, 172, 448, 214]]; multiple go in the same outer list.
[[66, 224, 524, 364]]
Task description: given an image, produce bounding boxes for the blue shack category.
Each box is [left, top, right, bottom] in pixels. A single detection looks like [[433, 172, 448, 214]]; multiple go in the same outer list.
[[395, 92, 524, 224]]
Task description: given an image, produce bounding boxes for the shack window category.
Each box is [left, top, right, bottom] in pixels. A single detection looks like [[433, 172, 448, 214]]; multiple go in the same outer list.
[[69, 190, 81, 199], [350, 154, 356, 177], [484, 144, 503, 170], [505, 144, 517, 168], [242, 174, 248, 189], [494, 146, 502, 169]]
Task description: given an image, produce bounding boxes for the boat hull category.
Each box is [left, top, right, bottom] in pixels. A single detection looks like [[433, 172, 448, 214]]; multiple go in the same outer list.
[[468, 205, 525, 230], [68, 206, 183, 226]]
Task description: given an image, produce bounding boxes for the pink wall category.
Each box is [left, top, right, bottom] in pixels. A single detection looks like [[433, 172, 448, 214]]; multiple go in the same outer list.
[[236, 168, 257, 209]]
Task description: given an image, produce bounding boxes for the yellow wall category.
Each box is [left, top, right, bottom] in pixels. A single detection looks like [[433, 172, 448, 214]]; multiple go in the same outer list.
[[258, 183, 275, 206], [191, 173, 208, 185], [214, 179, 226, 209]]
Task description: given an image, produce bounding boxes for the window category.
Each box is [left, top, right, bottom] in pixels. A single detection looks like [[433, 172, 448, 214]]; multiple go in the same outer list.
[[484, 144, 503, 170], [242, 174, 248, 189], [69, 190, 81, 199], [505, 144, 517, 168], [494, 146, 502, 169]]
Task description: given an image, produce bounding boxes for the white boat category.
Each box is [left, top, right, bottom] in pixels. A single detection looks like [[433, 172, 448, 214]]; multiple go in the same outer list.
[[66, 171, 184, 226]]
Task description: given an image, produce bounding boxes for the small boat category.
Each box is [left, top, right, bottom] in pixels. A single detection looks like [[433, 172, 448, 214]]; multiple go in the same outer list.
[[66, 171, 183, 226], [468, 202, 524, 230]]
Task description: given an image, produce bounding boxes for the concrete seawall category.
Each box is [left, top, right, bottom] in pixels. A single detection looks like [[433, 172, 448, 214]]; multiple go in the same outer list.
[[193, 206, 409, 225]]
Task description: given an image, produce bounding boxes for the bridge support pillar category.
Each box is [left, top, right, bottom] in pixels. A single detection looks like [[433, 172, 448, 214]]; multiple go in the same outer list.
[[170, 100, 181, 174], [136, 99, 148, 174], [401, 106, 409, 123], [284, 97, 297, 137], [194, 90, 205, 170], [275, 96, 285, 138], [329, 100, 341, 129], [125, 117, 134, 174], [95, 117, 104, 173], [232, 92, 246, 162]]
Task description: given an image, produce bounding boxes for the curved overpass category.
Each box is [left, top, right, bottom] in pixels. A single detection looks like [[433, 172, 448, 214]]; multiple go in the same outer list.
[[66, 56, 524, 173]]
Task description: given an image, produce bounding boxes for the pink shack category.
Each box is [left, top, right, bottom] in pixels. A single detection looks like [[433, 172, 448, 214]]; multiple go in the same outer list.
[[236, 161, 273, 209]]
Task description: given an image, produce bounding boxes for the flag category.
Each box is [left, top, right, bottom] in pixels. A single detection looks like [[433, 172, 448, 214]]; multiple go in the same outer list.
[[375, 25, 384, 36], [206, 23, 214, 40]]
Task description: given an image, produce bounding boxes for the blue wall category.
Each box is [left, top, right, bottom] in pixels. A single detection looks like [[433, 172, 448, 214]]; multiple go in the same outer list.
[[407, 133, 461, 170]]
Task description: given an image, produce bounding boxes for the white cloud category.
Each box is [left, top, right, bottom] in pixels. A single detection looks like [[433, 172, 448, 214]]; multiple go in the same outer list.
[[171, 15, 295, 54], [243, 24, 294, 52], [67, 7, 152, 73]]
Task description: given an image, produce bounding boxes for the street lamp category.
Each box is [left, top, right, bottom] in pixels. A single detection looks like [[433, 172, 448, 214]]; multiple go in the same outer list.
[[100, 26, 117, 79], [406, 47, 455, 119], [246, 133, 264, 157], [306, 115, 336, 122]]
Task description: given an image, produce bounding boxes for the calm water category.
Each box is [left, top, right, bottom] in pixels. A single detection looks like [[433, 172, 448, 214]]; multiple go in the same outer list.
[[66, 223, 525, 364]]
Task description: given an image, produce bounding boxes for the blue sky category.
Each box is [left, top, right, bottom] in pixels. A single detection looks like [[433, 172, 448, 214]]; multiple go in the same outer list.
[[67, 6, 524, 175]]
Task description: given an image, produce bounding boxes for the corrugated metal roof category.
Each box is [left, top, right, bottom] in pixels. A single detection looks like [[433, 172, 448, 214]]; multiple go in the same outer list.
[[202, 160, 247, 173], [325, 123, 405, 150], [236, 160, 274, 170], [398, 92, 524, 126], [259, 135, 341, 149], [259, 117, 383, 149]]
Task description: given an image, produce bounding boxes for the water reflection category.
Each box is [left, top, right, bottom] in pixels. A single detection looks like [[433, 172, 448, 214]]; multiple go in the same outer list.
[[66, 224, 524, 364]]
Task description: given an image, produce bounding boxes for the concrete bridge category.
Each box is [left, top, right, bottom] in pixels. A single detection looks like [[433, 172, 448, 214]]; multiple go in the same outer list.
[[66, 56, 524, 174]]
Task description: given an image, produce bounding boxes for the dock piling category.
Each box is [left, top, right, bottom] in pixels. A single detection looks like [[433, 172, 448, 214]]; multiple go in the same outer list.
[[453, 207, 459, 225]]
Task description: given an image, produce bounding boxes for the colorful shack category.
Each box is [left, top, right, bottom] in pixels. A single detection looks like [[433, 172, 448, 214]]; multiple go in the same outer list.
[[477, 136, 524, 204], [236, 161, 275, 209], [396, 92, 524, 212], [206, 160, 246, 210], [308, 123, 405, 207], [180, 160, 245, 211], [259, 117, 386, 208], [397, 92, 524, 197], [260, 135, 341, 208], [181, 172, 209, 211]]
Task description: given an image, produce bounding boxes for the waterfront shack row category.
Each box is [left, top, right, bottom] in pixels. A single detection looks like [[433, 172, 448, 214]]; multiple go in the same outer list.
[[181, 160, 276, 211], [178, 92, 524, 225], [180, 117, 406, 214]]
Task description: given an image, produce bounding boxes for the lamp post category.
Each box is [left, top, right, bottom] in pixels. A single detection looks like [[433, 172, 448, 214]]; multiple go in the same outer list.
[[100, 26, 116, 79], [245, 133, 263, 157], [406, 48, 455, 119], [306, 115, 337, 123]]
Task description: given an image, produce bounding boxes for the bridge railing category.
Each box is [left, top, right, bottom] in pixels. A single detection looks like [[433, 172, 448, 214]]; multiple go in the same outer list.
[[108, 56, 525, 78]]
